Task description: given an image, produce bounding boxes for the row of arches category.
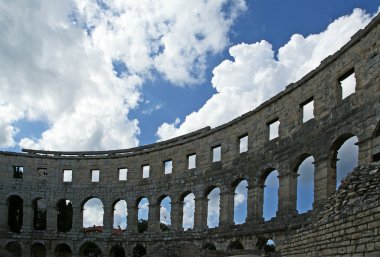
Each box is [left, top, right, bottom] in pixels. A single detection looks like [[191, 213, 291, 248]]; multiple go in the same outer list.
[[7, 134, 360, 233]]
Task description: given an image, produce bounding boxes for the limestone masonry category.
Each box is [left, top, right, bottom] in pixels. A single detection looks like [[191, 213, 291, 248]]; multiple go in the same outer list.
[[0, 13, 379, 257]]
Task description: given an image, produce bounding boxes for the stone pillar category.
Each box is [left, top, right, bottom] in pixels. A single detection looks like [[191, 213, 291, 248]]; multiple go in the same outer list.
[[0, 200, 8, 233], [171, 201, 183, 231], [357, 137, 372, 165], [22, 202, 33, 232], [71, 202, 83, 233], [102, 203, 112, 234], [194, 197, 208, 231], [148, 204, 160, 232], [127, 205, 138, 233], [247, 184, 264, 224], [219, 189, 234, 227], [313, 156, 335, 209], [46, 203, 57, 233], [277, 171, 298, 218]]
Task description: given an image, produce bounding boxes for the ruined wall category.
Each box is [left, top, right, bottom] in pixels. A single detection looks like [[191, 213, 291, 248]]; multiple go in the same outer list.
[[0, 12, 379, 257], [279, 164, 380, 257]]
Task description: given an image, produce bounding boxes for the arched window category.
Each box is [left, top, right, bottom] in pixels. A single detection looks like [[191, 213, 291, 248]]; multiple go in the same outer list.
[[182, 192, 195, 230], [8, 195, 23, 233], [5, 241, 22, 257], [33, 198, 47, 230], [206, 187, 220, 228], [57, 199, 73, 232], [159, 196, 171, 231], [80, 242, 102, 257], [82, 198, 104, 229], [55, 244, 72, 257], [233, 179, 248, 224], [31, 243, 46, 257], [113, 200, 127, 230], [295, 155, 315, 213], [137, 197, 149, 233], [228, 241, 244, 251], [261, 169, 279, 221]]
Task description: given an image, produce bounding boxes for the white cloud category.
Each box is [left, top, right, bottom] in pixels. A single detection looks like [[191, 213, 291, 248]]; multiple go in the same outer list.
[[156, 8, 374, 141], [83, 198, 104, 227], [0, 0, 246, 150], [183, 193, 195, 230], [207, 188, 220, 228]]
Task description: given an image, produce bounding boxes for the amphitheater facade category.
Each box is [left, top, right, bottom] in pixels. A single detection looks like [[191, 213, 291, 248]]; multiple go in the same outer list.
[[0, 13, 379, 257]]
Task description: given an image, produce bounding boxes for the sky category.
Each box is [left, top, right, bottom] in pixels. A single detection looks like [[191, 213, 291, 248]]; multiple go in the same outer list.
[[1, 0, 377, 227]]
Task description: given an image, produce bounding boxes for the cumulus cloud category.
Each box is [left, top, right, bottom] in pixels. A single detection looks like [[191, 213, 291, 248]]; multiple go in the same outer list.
[[157, 8, 375, 141], [0, 0, 246, 150]]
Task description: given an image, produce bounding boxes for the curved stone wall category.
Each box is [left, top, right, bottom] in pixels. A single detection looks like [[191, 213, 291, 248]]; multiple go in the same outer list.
[[0, 13, 379, 257]]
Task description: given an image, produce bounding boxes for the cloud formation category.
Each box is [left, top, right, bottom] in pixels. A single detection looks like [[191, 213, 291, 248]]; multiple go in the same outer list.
[[0, 0, 246, 150], [157, 9, 374, 140]]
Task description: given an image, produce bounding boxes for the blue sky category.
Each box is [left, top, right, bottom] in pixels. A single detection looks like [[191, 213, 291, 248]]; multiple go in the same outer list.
[[0, 0, 376, 226]]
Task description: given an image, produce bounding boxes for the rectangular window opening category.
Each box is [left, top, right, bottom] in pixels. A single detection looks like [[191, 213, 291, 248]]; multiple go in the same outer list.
[[91, 169, 100, 182], [188, 154, 196, 169], [142, 165, 150, 178], [63, 169, 72, 183], [239, 135, 248, 153], [268, 119, 280, 140], [373, 153, 380, 162], [212, 146, 221, 162], [164, 160, 173, 175], [339, 69, 356, 99], [119, 168, 128, 181], [13, 166, 24, 179], [301, 99, 314, 123]]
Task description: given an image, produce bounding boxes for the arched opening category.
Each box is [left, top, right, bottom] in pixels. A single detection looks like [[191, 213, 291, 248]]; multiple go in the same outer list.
[[295, 155, 315, 214], [206, 187, 220, 228], [31, 243, 46, 257], [181, 192, 195, 230], [79, 242, 102, 257], [372, 121, 380, 161], [227, 241, 244, 251], [5, 241, 22, 257], [233, 179, 248, 224], [255, 238, 276, 253], [110, 245, 125, 257], [132, 244, 146, 257], [55, 244, 72, 257], [260, 169, 279, 221], [32, 198, 47, 230], [330, 134, 358, 188], [57, 199, 73, 232], [8, 195, 23, 233], [113, 199, 127, 232], [82, 198, 104, 231], [159, 196, 171, 231], [203, 243, 216, 250], [137, 197, 149, 233]]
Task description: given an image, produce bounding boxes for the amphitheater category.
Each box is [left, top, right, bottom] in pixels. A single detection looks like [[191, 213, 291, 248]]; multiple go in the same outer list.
[[0, 12, 380, 257]]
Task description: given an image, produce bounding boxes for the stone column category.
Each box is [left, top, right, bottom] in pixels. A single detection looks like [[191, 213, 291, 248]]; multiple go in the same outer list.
[[313, 156, 335, 209], [277, 171, 298, 218], [219, 189, 234, 228], [71, 201, 83, 233], [171, 201, 183, 231], [46, 203, 57, 233], [102, 203, 112, 234], [194, 197, 208, 231], [0, 200, 8, 233], [148, 204, 160, 232], [247, 184, 264, 224], [357, 137, 372, 165], [22, 202, 33, 232], [127, 205, 138, 233]]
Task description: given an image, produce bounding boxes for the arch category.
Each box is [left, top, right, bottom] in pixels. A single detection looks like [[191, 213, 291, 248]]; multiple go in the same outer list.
[[294, 155, 315, 214], [158, 195, 171, 231], [374, 120, 380, 137], [330, 133, 358, 188], [5, 241, 22, 257], [233, 179, 248, 225], [55, 243, 72, 257], [82, 197, 104, 229], [227, 241, 244, 250], [206, 187, 220, 228], [57, 199, 73, 232], [137, 197, 149, 233], [110, 245, 125, 257], [373, 120, 380, 161], [31, 243, 46, 257], [255, 237, 276, 253], [203, 243, 216, 250], [132, 244, 146, 257], [260, 168, 279, 221], [33, 198, 47, 230], [79, 241, 102, 257], [7, 195, 23, 233], [181, 192, 195, 230], [113, 199, 127, 230]]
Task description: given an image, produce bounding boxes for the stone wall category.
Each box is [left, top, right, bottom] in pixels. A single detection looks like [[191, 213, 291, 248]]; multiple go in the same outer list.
[[279, 164, 380, 257]]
